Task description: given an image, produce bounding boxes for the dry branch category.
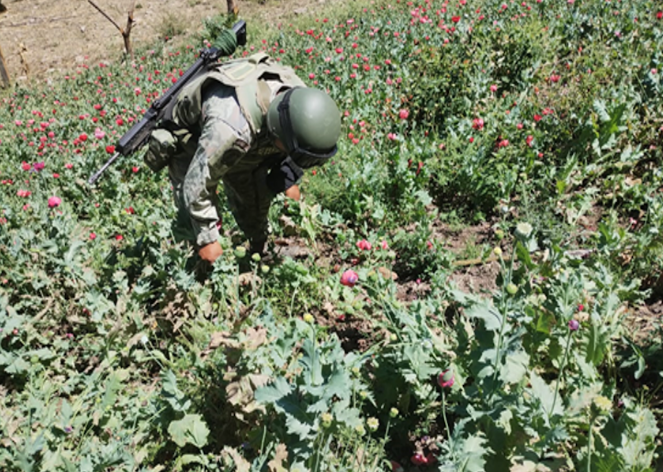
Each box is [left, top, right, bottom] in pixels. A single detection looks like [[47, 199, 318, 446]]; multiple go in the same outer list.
[[18, 42, 29, 79], [87, 0, 136, 59], [0, 43, 10, 88], [227, 0, 238, 16]]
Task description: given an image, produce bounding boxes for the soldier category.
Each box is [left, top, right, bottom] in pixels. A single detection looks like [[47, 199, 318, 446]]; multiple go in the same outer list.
[[145, 52, 341, 264]]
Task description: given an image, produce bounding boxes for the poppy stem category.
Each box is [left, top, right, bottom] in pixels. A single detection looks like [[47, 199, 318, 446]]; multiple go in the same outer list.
[[442, 389, 452, 448], [550, 328, 573, 422]]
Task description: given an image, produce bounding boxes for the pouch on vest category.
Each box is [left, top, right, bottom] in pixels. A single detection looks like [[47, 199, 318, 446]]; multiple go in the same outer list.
[[265, 156, 304, 195], [144, 128, 178, 173]]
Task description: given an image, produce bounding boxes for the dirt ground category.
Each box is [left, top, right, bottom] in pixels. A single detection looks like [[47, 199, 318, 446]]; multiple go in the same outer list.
[[0, 0, 318, 83]]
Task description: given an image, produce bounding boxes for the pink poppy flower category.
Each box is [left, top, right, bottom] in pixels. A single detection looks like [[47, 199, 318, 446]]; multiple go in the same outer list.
[[340, 269, 359, 287], [437, 369, 454, 388]]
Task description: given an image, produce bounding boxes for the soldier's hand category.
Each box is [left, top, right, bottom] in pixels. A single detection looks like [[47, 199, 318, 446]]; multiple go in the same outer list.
[[198, 241, 223, 264], [285, 184, 301, 201]]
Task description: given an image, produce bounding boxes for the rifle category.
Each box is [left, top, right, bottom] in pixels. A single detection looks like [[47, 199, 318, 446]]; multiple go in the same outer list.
[[88, 20, 247, 185]]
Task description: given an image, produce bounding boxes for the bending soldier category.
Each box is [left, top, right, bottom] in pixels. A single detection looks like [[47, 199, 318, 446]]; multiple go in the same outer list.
[[145, 52, 341, 264]]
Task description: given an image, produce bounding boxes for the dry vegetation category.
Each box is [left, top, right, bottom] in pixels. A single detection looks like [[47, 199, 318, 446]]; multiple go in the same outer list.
[[0, 0, 321, 82]]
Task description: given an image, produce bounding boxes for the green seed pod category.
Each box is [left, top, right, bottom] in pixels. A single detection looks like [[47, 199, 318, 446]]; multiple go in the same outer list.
[[367, 417, 379, 432], [321, 412, 333, 428]]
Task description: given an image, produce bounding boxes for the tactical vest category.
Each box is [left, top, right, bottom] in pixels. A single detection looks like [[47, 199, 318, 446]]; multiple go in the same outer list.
[[145, 53, 306, 173], [173, 52, 306, 135]]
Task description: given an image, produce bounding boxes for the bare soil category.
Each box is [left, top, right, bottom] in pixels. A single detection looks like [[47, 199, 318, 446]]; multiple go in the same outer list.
[[0, 0, 320, 83]]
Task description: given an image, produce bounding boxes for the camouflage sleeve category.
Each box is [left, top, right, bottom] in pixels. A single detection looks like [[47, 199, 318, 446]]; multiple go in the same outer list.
[[182, 83, 252, 247]]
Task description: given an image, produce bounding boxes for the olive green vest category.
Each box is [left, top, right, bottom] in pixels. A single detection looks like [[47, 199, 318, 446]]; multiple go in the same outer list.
[[173, 52, 306, 135]]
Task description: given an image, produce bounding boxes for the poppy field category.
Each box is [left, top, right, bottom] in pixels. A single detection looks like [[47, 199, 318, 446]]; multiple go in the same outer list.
[[1, 0, 662, 470]]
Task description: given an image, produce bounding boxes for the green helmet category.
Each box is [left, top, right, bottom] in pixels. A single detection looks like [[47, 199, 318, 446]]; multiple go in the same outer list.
[[266, 87, 341, 168]]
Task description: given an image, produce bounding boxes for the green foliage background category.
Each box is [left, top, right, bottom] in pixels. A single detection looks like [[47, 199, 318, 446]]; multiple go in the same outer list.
[[0, 0, 662, 470]]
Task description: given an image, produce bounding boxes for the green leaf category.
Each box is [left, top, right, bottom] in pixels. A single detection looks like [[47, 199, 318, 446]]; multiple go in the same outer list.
[[466, 302, 502, 332], [6, 356, 30, 375], [535, 309, 554, 334], [593, 99, 610, 123], [284, 411, 314, 440], [515, 241, 536, 269], [27, 348, 55, 361], [333, 403, 362, 428], [529, 373, 563, 419], [500, 350, 529, 385], [556, 179, 566, 195], [299, 339, 323, 386], [619, 405, 659, 468], [174, 453, 207, 468], [415, 189, 433, 206], [102, 370, 128, 409], [168, 414, 209, 448], [584, 322, 609, 366], [255, 377, 292, 406], [443, 433, 489, 472]]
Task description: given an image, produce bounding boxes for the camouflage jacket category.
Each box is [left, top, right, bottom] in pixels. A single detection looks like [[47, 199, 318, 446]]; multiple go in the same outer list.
[[165, 53, 306, 247]]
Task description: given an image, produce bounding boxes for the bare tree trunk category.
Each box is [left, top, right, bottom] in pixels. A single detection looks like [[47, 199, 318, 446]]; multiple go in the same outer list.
[[227, 0, 238, 16], [88, 0, 136, 59], [0, 44, 10, 88], [123, 1, 136, 58], [18, 43, 30, 79]]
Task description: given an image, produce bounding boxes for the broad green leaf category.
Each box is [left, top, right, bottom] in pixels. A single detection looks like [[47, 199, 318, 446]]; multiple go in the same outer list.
[[255, 377, 293, 405], [584, 322, 609, 366], [415, 189, 433, 206], [466, 302, 502, 332], [535, 309, 554, 334], [102, 369, 128, 409], [6, 356, 30, 375], [27, 348, 55, 361], [455, 434, 489, 472], [593, 100, 610, 123], [528, 373, 564, 419], [500, 351, 529, 385], [333, 404, 362, 428], [299, 339, 323, 386], [0, 351, 15, 367], [168, 414, 209, 448], [515, 241, 536, 269], [284, 411, 314, 440], [619, 406, 659, 469]]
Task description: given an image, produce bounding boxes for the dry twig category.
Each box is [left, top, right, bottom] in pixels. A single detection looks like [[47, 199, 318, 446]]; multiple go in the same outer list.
[[0, 43, 10, 88], [18, 42, 29, 79], [87, 0, 136, 59]]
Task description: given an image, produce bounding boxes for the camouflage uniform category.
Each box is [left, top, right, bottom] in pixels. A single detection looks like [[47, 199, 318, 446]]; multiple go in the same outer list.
[[149, 53, 305, 248]]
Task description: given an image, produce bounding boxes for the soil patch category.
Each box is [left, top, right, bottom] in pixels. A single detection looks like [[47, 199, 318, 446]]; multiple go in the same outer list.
[[627, 300, 663, 345], [429, 219, 493, 255], [449, 261, 499, 294], [0, 0, 332, 83]]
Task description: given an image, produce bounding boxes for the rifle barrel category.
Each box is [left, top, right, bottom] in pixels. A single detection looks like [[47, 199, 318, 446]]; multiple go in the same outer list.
[[88, 152, 121, 185], [87, 20, 247, 186]]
